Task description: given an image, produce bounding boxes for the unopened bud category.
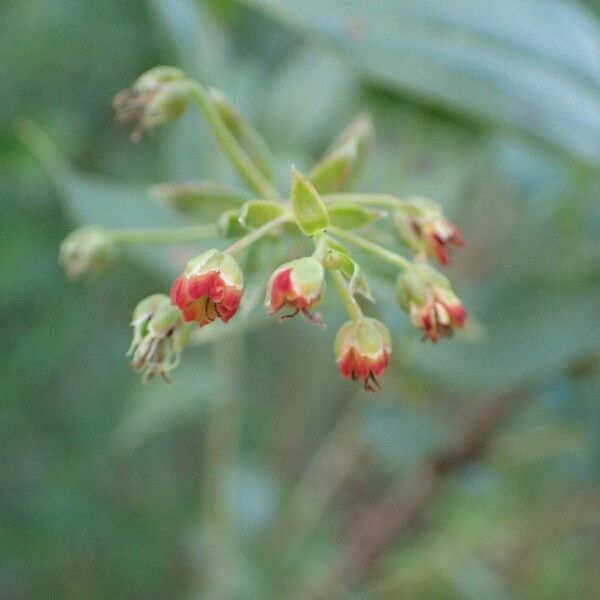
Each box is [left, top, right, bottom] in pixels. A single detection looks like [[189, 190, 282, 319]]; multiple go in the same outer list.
[[309, 139, 358, 194], [266, 257, 325, 324], [335, 317, 391, 391], [59, 226, 117, 280]]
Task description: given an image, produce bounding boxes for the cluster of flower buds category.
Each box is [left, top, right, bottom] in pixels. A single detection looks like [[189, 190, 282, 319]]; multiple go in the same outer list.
[[128, 294, 194, 382], [392, 197, 464, 266], [60, 66, 470, 390]]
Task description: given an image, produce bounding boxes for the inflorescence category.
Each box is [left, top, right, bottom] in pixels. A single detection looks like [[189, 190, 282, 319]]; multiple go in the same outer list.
[[59, 66, 468, 390]]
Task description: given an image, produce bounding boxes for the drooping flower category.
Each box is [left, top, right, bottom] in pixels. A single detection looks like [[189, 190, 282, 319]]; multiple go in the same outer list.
[[113, 66, 190, 140], [170, 249, 243, 327], [334, 317, 392, 391], [128, 294, 193, 383], [59, 226, 117, 280], [397, 263, 467, 342], [393, 197, 464, 266], [266, 257, 325, 323]]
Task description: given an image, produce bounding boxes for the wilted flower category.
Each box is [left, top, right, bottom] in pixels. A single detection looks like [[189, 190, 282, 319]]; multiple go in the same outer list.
[[393, 197, 464, 266], [59, 226, 117, 280], [397, 263, 467, 342], [113, 66, 190, 140], [266, 257, 325, 323], [334, 317, 392, 391], [128, 294, 193, 383], [170, 249, 243, 327]]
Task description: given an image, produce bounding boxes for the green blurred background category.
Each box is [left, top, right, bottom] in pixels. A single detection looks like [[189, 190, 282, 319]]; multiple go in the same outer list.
[[1, 0, 599, 598]]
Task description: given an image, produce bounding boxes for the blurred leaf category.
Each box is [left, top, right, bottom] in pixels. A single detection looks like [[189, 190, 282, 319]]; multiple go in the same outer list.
[[239, 0, 600, 162], [112, 357, 214, 455]]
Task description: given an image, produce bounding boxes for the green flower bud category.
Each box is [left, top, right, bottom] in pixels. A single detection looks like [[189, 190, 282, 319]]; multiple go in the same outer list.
[[238, 200, 285, 229], [328, 112, 374, 180], [291, 167, 330, 236], [59, 226, 117, 280]]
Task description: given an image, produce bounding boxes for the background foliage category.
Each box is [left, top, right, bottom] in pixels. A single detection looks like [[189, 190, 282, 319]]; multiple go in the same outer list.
[[1, 0, 599, 598]]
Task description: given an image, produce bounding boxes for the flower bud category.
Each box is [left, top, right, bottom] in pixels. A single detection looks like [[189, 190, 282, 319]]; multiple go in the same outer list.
[[128, 294, 193, 382], [397, 264, 467, 342], [392, 197, 464, 266], [308, 139, 359, 194], [59, 226, 117, 280], [266, 257, 325, 323], [113, 66, 190, 140], [170, 249, 244, 327], [334, 317, 392, 391]]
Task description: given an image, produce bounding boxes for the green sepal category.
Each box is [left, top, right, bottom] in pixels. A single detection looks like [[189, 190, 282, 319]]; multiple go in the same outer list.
[[218, 209, 249, 238], [327, 202, 385, 230], [321, 240, 374, 302], [150, 181, 250, 221], [291, 167, 330, 236], [308, 139, 358, 193], [238, 200, 285, 229], [328, 112, 374, 180]]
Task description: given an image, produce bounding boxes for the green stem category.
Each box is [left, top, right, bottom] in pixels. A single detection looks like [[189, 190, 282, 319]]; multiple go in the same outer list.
[[111, 224, 217, 245], [328, 225, 412, 271], [323, 193, 409, 210], [187, 81, 280, 202], [331, 269, 363, 320], [224, 214, 290, 256]]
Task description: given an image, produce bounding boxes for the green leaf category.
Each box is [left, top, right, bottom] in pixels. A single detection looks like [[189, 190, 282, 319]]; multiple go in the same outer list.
[[238, 200, 285, 229], [327, 202, 384, 230], [238, 0, 600, 162], [290, 167, 330, 235], [150, 180, 251, 221]]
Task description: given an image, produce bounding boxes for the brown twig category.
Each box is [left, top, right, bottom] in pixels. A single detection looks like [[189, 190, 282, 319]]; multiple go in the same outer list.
[[296, 381, 536, 600]]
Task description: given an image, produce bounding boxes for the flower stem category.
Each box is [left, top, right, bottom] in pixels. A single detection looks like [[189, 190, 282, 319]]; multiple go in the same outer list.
[[224, 214, 290, 256], [331, 269, 363, 320], [111, 224, 218, 245], [187, 81, 280, 202], [328, 225, 412, 271], [323, 193, 409, 210]]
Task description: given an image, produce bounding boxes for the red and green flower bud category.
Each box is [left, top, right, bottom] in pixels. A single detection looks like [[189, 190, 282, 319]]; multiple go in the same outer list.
[[59, 226, 117, 280], [113, 66, 190, 140], [266, 257, 325, 323], [392, 197, 464, 266], [170, 249, 244, 327], [128, 294, 193, 383], [397, 264, 467, 342], [334, 317, 392, 391]]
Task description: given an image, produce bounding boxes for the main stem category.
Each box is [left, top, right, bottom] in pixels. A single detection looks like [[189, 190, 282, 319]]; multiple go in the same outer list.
[[224, 214, 290, 256], [331, 270, 363, 320], [111, 224, 217, 245], [328, 226, 412, 271], [187, 81, 280, 202]]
